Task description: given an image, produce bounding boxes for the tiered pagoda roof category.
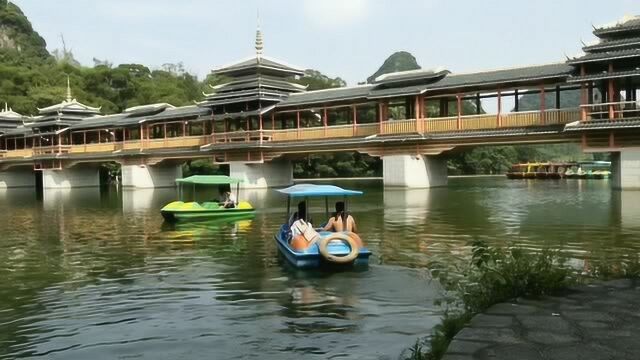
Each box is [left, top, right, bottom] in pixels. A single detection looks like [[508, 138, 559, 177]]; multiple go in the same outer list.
[[568, 15, 640, 66], [26, 79, 101, 130], [0, 103, 26, 133], [197, 26, 306, 115]]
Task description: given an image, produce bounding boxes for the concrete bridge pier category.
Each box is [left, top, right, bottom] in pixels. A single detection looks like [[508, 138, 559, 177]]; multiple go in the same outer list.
[[383, 154, 448, 188], [121, 163, 183, 189], [229, 160, 293, 189], [42, 165, 100, 189], [611, 148, 640, 190], [0, 167, 36, 188]]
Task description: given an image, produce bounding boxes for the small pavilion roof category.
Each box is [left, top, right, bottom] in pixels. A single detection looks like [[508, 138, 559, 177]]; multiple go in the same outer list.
[[0, 104, 25, 121], [37, 98, 101, 115], [68, 105, 211, 131], [372, 68, 450, 87]]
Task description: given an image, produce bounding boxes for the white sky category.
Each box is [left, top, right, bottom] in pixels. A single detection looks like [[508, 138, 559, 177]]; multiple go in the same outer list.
[[12, 0, 640, 85]]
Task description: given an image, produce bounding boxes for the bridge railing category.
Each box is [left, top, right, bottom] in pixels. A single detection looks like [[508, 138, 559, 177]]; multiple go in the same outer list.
[[0, 109, 585, 159], [581, 101, 640, 120], [0, 149, 33, 159]]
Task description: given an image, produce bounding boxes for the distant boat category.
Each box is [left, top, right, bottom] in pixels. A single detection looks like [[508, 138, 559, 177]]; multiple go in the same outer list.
[[506, 162, 568, 180]]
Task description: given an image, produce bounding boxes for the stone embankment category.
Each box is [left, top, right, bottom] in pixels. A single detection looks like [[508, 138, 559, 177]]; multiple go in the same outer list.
[[442, 279, 640, 360]]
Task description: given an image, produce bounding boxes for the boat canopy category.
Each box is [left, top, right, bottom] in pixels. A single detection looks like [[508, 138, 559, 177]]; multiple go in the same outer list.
[[277, 184, 363, 197], [176, 175, 243, 185]]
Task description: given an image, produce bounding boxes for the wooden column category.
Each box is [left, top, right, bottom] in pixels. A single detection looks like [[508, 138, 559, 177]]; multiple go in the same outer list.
[[476, 93, 481, 114], [580, 65, 587, 121], [271, 113, 275, 130], [378, 102, 384, 133], [608, 63, 615, 120], [514, 89, 519, 112], [83, 131, 87, 145], [497, 90, 502, 127], [555, 85, 561, 109], [296, 110, 301, 139], [258, 113, 263, 144], [182, 121, 186, 137], [352, 105, 357, 136], [456, 94, 462, 130], [540, 86, 546, 125], [323, 107, 328, 136]]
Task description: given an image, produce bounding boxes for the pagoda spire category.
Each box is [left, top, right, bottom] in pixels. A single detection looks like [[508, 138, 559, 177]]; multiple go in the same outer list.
[[255, 11, 263, 60], [66, 75, 72, 102]]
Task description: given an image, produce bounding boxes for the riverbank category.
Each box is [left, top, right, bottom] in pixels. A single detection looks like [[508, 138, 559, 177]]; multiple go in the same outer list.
[[441, 279, 640, 360]]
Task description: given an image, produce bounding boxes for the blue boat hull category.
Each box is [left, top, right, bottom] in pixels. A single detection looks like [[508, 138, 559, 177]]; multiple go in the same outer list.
[[274, 225, 371, 269]]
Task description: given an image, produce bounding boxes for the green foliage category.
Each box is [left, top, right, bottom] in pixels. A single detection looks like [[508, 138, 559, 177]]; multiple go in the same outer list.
[[367, 51, 420, 83], [413, 241, 575, 360], [0, 0, 49, 60], [182, 159, 227, 178], [295, 69, 346, 91], [293, 152, 381, 178]]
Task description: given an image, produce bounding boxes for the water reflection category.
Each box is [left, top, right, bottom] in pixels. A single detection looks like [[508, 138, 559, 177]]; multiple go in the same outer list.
[[2, 178, 640, 359]]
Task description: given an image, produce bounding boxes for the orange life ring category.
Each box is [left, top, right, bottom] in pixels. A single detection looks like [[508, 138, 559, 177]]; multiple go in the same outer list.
[[318, 233, 360, 264]]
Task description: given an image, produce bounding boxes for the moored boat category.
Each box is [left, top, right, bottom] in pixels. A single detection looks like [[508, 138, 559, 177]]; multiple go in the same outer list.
[[274, 184, 371, 269], [161, 175, 255, 222]]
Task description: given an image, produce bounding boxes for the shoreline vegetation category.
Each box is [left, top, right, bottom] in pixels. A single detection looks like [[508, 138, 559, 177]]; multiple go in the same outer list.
[[406, 241, 640, 360]]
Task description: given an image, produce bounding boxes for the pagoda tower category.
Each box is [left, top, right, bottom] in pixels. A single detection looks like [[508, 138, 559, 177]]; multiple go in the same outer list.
[[198, 25, 306, 129]]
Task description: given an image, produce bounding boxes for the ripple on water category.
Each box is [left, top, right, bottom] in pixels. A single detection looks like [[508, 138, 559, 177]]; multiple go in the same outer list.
[[1, 179, 640, 359]]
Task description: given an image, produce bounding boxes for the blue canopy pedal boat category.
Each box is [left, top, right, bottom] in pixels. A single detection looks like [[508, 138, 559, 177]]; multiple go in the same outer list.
[[274, 184, 372, 269], [161, 175, 255, 222]]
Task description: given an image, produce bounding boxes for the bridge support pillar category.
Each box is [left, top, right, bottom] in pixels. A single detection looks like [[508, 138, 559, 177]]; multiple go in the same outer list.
[[383, 154, 447, 188], [612, 148, 640, 190], [0, 168, 36, 188], [121, 164, 182, 189], [229, 160, 293, 189], [42, 166, 100, 189]]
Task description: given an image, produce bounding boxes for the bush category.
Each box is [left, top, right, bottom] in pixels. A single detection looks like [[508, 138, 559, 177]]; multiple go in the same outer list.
[[409, 240, 575, 360]]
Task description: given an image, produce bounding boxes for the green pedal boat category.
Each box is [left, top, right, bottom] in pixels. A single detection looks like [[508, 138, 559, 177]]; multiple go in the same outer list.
[[161, 175, 255, 222]]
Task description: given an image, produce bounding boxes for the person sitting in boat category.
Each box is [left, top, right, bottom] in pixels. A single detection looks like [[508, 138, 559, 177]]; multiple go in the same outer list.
[[289, 201, 308, 225], [289, 202, 320, 250], [218, 187, 237, 209], [323, 201, 358, 233]]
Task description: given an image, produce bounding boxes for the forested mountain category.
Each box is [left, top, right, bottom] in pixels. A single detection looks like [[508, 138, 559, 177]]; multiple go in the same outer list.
[[367, 51, 421, 83]]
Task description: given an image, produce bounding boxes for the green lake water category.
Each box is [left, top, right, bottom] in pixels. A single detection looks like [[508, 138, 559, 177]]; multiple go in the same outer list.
[[1, 177, 639, 359]]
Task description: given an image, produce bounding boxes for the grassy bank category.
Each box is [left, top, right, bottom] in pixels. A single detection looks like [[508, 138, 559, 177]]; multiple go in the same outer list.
[[408, 241, 640, 360]]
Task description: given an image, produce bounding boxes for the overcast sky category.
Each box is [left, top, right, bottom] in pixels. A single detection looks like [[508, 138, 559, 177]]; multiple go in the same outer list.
[[12, 0, 640, 85]]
